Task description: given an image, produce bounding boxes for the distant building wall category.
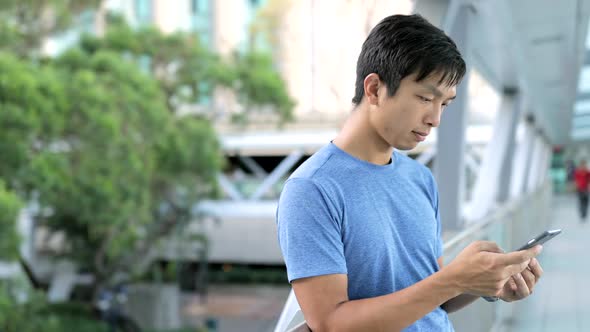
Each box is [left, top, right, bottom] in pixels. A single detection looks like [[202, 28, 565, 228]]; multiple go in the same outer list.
[[44, 0, 416, 124]]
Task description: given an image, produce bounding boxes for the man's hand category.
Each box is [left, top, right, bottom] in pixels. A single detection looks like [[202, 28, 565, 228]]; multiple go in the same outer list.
[[498, 258, 544, 302], [446, 241, 542, 298]]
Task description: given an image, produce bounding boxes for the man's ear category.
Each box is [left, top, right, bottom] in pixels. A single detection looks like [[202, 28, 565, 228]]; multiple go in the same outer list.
[[363, 73, 381, 106]]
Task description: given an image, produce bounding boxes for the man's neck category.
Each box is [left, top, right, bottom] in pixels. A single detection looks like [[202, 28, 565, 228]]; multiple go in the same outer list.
[[333, 106, 394, 166]]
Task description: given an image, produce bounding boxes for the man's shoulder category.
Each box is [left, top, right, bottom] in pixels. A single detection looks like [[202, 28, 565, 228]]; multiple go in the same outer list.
[[289, 144, 343, 182]]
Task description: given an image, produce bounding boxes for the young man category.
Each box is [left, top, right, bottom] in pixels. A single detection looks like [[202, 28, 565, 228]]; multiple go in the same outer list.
[[276, 14, 544, 331]]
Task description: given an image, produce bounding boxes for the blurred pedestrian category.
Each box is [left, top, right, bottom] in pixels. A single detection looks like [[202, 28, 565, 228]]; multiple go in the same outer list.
[[574, 159, 590, 221]]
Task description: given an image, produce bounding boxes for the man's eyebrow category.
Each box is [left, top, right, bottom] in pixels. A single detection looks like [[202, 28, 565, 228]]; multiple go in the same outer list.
[[420, 83, 456, 100]]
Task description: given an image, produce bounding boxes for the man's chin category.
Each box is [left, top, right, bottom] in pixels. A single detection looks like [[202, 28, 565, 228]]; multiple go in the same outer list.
[[394, 142, 419, 151]]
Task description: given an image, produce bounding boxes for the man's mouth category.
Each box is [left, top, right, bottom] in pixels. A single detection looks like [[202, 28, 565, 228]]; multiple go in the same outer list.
[[412, 131, 428, 141]]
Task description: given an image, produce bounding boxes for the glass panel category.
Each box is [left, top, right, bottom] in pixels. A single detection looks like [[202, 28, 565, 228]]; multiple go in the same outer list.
[[574, 99, 590, 115], [467, 68, 501, 126], [571, 127, 590, 140], [578, 67, 590, 92], [572, 115, 590, 128]]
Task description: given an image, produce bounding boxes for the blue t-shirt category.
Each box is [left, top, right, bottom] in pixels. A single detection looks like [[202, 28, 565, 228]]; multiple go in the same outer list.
[[276, 142, 454, 332]]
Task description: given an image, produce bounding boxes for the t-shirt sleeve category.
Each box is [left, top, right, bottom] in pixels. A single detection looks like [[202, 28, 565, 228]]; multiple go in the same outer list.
[[276, 177, 347, 282], [425, 169, 443, 259], [434, 190, 443, 259]]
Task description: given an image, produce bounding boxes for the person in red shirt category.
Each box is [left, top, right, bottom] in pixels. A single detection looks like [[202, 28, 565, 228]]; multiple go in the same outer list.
[[574, 159, 590, 221]]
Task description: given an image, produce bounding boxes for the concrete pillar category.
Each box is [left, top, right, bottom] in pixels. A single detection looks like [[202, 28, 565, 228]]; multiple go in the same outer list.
[[526, 133, 544, 193], [434, 3, 472, 231], [510, 118, 535, 198]]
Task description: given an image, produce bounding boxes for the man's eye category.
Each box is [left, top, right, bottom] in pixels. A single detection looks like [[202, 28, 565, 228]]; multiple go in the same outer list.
[[418, 96, 431, 102]]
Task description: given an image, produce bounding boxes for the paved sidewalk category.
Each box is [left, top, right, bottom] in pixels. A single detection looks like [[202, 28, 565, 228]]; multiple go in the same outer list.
[[181, 284, 290, 332]]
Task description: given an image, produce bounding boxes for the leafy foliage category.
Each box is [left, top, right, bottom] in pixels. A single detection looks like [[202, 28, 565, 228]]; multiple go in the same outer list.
[[0, 0, 101, 57], [0, 181, 22, 260], [0, 0, 295, 299], [0, 50, 221, 281], [79, 16, 295, 123]]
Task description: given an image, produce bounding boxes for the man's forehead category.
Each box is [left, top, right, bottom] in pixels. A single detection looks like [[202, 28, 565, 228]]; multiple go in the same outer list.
[[416, 79, 456, 98]]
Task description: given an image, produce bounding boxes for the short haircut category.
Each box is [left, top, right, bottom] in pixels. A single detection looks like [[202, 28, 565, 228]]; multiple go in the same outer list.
[[352, 14, 466, 105]]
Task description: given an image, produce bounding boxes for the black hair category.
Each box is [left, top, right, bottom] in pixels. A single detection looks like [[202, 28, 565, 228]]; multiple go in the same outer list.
[[352, 14, 466, 105]]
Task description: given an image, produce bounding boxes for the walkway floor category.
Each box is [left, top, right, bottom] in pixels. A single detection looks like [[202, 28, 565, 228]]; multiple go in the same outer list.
[[181, 284, 289, 332], [499, 193, 589, 332]]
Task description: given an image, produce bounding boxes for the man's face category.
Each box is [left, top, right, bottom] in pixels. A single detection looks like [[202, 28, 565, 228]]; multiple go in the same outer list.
[[368, 72, 457, 150]]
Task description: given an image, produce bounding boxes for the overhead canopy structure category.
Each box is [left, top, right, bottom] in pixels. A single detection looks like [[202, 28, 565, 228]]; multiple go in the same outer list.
[[417, 0, 590, 144]]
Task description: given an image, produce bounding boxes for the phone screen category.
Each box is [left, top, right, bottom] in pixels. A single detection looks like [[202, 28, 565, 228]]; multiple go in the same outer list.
[[516, 229, 561, 251]]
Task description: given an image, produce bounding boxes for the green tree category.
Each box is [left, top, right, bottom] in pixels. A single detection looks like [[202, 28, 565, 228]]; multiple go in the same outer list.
[[79, 16, 295, 123], [0, 0, 102, 58], [0, 180, 22, 261], [0, 49, 221, 289], [230, 51, 295, 124], [0, 2, 295, 309]]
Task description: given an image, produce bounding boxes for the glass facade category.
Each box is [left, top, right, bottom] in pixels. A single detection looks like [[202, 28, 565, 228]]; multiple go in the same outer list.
[[134, 0, 153, 25], [240, 0, 269, 52], [190, 0, 211, 47]]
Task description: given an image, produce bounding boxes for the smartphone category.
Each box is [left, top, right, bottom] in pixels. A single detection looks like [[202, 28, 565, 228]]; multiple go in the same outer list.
[[482, 228, 561, 302], [516, 228, 562, 251]]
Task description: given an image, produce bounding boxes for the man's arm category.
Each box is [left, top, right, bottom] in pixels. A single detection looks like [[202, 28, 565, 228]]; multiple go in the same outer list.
[[438, 257, 479, 313], [293, 269, 460, 332], [293, 242, 541, 332]]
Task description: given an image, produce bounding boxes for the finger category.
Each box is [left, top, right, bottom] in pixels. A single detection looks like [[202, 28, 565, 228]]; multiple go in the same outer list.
[[505, 259, 531, 276], [528, 258, 544, 279], [509, 276, 517, 292], [521, 269, 536, 292], [477, 241, 504, 253], [500, 245, 543, 266], [513, 273, 531, 298]]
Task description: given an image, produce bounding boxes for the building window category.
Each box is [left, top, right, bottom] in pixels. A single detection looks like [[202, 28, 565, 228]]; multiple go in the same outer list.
[[191, 0, 206, 14], [79, 10, 95, 34], [241, 0, 269, 52], [134, 0, 152, 25], [190, 0, 211, 46]]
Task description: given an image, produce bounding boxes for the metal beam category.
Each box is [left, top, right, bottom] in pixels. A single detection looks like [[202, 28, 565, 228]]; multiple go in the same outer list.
[[526, 134, 543, 193], [435, 4, 471, 231], [464, 150, 480, 174], [250, 150, 304, 201], [537, 144, 551, 187], [239, 156, 268, 178], [510, 121, 535, 198], [216, 173, 244, 201], [497, 94, 525, 203], [441, 0, 464, 33]]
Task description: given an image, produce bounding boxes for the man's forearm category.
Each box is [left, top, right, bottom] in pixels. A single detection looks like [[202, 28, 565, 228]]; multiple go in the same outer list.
[[441, 293, 479, 313], [321, 269, 462, 332]]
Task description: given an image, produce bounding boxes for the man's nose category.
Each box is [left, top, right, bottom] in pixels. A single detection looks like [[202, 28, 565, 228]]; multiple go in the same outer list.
[[426, 106, 443, 127]]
